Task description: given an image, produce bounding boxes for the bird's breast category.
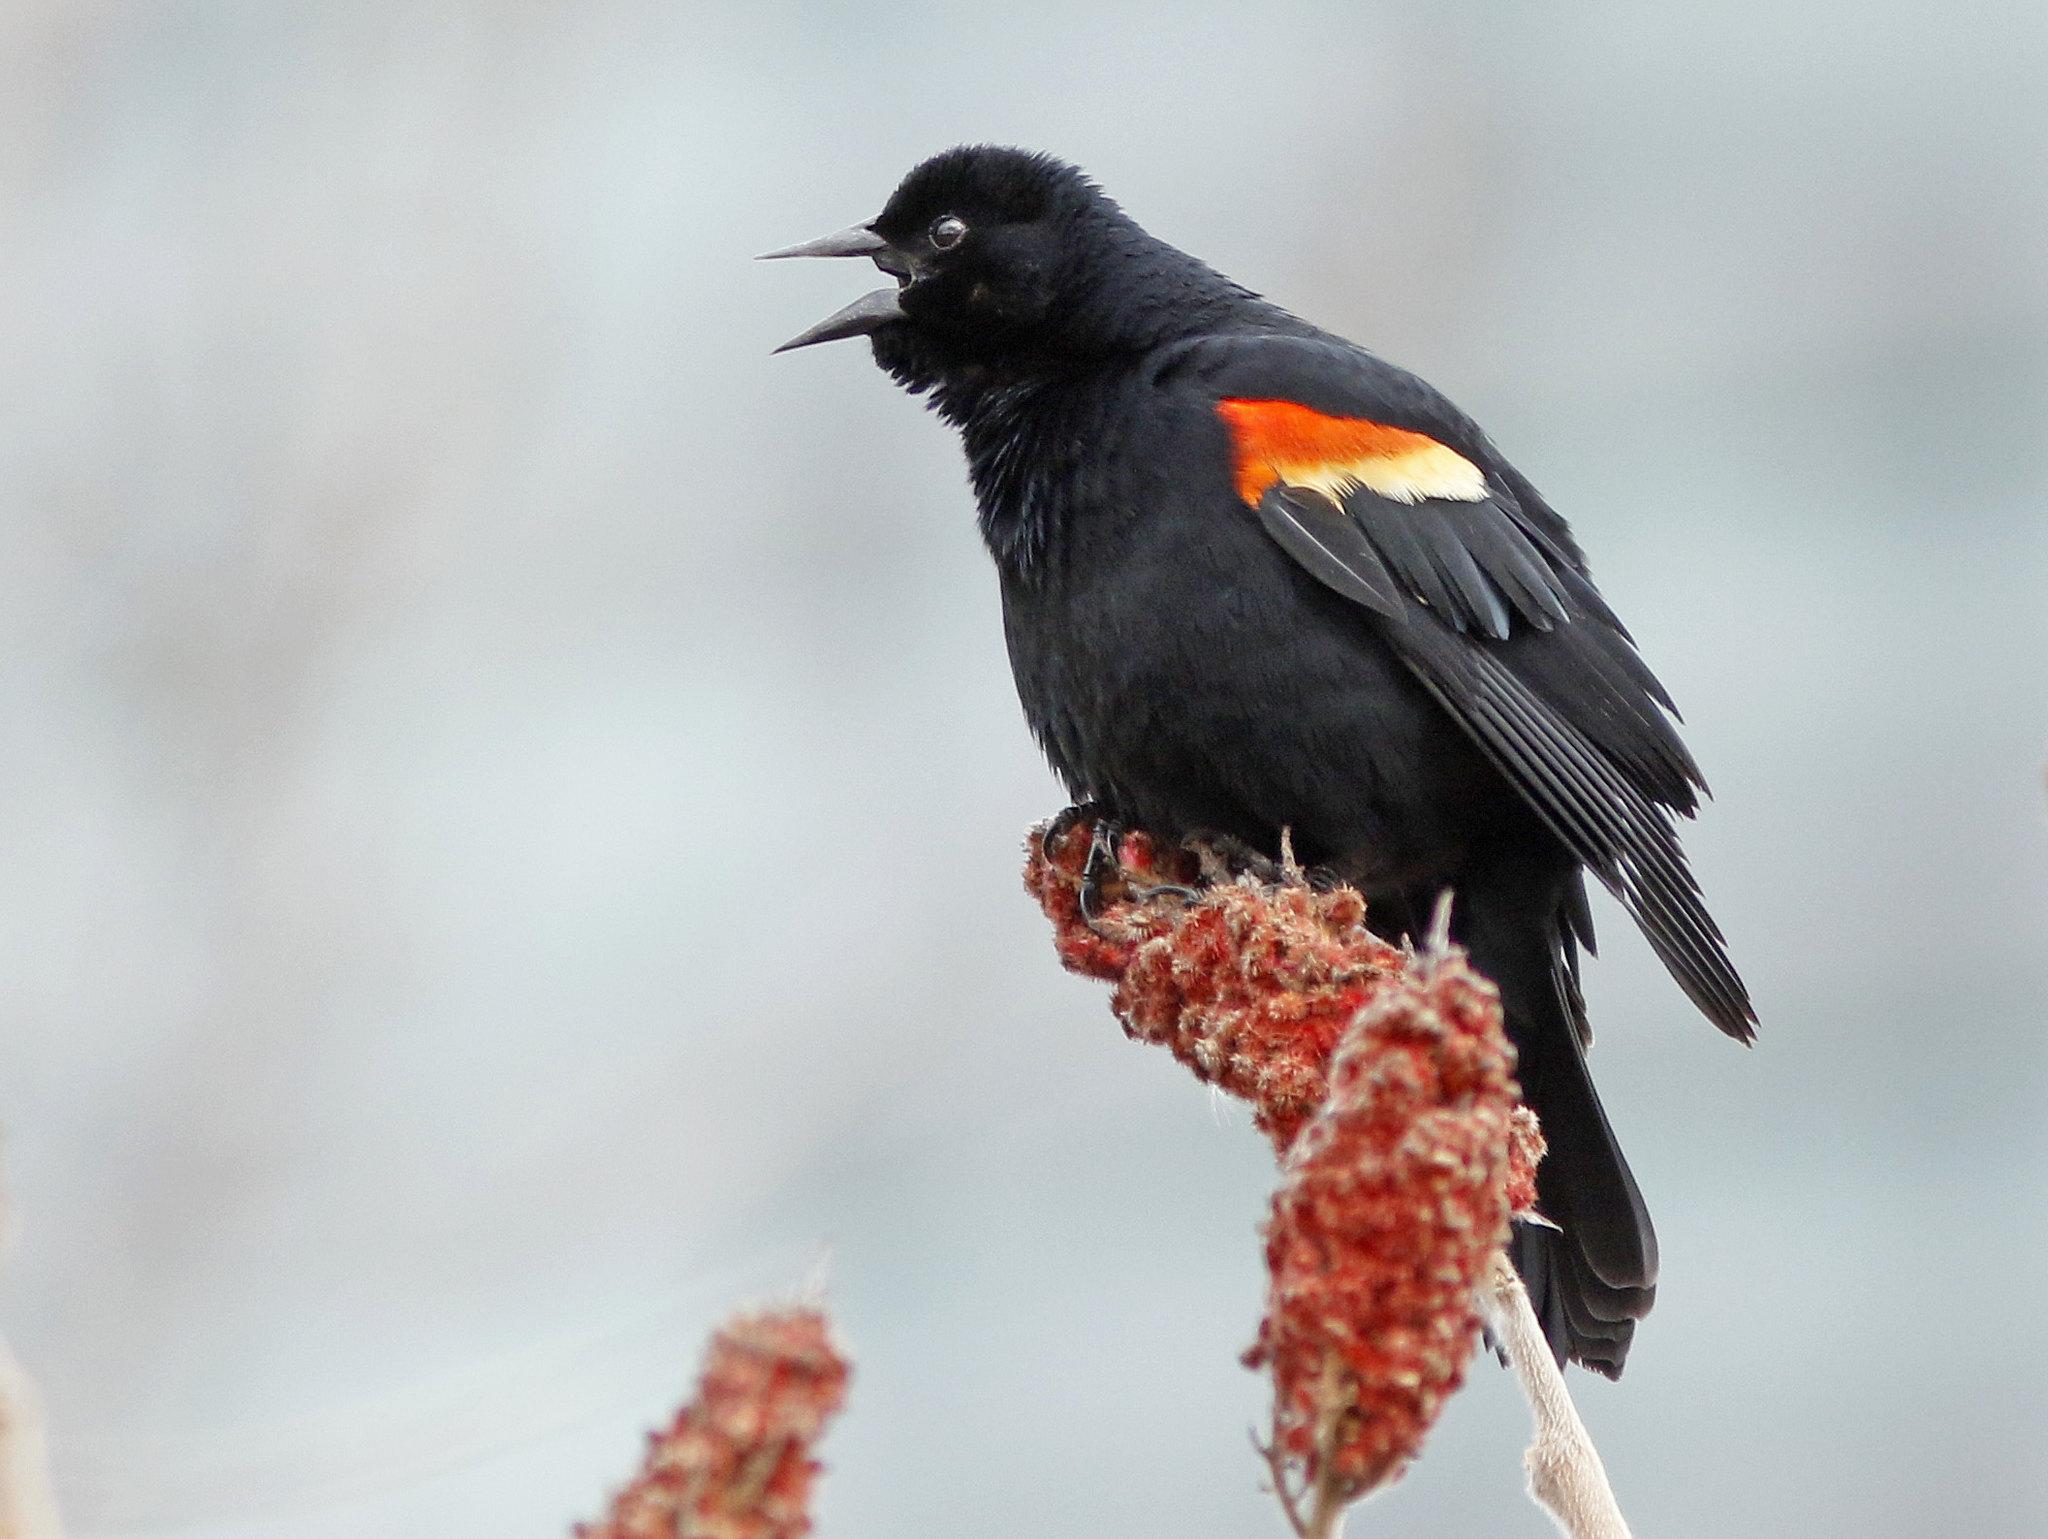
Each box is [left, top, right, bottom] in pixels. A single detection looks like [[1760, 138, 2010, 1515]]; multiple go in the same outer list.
[[990, 421, 1494, 882]]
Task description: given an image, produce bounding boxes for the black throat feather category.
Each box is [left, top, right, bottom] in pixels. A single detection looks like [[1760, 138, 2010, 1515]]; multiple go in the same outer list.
[[871, 248, 1279, 584]]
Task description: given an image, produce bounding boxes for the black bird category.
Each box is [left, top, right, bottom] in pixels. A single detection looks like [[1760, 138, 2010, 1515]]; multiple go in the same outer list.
[[768, 145, 1753, 1376]]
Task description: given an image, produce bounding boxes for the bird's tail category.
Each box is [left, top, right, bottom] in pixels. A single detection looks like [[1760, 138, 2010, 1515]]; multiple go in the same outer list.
[[1455, 864, 1657, 1378]]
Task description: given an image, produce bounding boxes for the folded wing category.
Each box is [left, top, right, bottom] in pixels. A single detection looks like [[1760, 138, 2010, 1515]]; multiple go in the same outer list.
[[1198, 336, 1755, 1040]]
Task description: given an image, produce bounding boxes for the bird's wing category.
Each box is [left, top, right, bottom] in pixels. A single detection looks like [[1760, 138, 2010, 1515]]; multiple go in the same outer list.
[[1179, 333, 1755, 1040]]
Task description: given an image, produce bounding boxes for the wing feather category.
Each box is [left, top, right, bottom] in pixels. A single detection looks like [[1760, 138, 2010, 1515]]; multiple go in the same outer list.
[[1254, 485, 1406, 620], [1412, 508, 1515, 638], [1341, 488, 1570, 638], [1398, 625, 1755, 1039], [1441, 503, 1569, 629], [1186, 328, 1751, 1039]]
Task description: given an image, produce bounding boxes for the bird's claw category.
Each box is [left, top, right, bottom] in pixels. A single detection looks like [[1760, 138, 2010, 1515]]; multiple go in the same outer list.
[[1053, 803, 1203, 929], [1042, 800, 1108, 858], [1127, 879, 1201, 903], [1078, 817, 1123, 927]]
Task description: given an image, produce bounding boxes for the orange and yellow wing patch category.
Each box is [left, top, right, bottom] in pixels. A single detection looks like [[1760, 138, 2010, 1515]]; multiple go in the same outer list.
[[1217, 398, 1489, 508]]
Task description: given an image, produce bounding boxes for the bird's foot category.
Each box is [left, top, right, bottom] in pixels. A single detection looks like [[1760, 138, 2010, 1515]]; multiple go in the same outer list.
[[1069, 813, 1199, 928], [1041, 800, 1109, 858], [1078, 816, 1125, 926], [1185, 828, 1347, 892], [1186, 829, 1285, 885], [1044, 804, 1204, 929]]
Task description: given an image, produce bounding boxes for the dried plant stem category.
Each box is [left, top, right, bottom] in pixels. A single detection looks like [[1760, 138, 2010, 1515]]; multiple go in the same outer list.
[[0, 1337, 62, 1539], [1300, 1471, 1348, 1539], [1479, 1254, 1631, 1539], [1259, 1429, 1350, 1539]]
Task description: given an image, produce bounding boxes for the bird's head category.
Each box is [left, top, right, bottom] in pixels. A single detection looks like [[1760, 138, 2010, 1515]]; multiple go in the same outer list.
[[766, 145, 1255, 398]]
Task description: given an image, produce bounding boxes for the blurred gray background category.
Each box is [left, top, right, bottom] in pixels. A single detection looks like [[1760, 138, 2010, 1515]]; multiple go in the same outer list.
[[3, 2, 2045, 1535]]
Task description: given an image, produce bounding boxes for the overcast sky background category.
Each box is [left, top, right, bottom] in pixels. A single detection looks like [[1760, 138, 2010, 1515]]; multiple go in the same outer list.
[[3, 3, 2046, 1536]]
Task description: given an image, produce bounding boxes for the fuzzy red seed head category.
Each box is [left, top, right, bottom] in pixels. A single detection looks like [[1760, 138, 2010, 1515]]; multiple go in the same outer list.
[[1025, 815, 1402, 1151], [1025, 812, 1545, 1513], [1505, 1104, 1546, 1218], [578, 1307, 849, 1539], [1245, 955, 1521, 1500]]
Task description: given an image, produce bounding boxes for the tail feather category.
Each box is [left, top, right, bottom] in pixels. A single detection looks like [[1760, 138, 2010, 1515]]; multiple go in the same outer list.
[[1458, 860, 1657, 1377]]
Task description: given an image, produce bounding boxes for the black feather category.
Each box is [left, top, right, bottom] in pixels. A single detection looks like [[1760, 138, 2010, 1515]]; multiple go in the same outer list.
[[1254, 485, 1405, 620], [1413, 509, 1514, 638], [1439, 502, 1569, 629], [1345, 495, 1463, 616], [1401, 628, 1755, 1040]]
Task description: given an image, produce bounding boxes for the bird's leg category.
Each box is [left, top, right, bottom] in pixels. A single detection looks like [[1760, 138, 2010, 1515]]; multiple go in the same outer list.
[[1078, 816, 1125, 926], [1072, 812, 1199, 924], [1187, 829, 1285, 885], [1186, 828, 1353, 893]]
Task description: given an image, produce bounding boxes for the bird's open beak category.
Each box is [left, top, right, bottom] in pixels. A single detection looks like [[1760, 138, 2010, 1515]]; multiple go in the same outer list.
[[759, 224, 889, 262], [761, 223, 909, 353]]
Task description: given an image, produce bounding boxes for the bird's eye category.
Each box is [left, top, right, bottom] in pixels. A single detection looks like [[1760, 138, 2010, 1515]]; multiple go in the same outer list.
[[929, 215, 968, 250]]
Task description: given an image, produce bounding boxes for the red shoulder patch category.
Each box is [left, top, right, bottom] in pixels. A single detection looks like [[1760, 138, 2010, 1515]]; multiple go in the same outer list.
[[1217, 399, 1488, 507]]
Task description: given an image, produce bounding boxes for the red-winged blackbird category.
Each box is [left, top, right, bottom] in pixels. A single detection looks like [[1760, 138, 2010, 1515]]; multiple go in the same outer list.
[[768, 145, 1754, 1376]]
